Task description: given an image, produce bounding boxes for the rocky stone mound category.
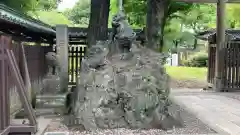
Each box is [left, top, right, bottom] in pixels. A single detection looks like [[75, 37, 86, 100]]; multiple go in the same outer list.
[[73, 42, 178, 130]]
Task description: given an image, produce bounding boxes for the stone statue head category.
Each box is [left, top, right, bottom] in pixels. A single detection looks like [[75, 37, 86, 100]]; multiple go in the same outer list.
[[45, 52, 57, 61], [45, 52, 59, 67], [45, 52, 60, 75], [112, 11, 126, 26], [87, 45, 104, 58]]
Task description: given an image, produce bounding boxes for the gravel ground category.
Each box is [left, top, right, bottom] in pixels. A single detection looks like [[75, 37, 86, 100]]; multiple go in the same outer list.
[[45, 104, 216, 135], [44, 79, 213, 134], [170, 79, 208, 89]]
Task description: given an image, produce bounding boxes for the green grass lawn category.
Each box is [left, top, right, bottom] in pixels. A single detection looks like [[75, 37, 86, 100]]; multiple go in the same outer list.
[[165, 66, 207, 81]]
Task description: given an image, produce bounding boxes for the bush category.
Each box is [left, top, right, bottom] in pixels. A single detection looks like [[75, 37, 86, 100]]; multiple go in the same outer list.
[[183, 52, 208, 67]]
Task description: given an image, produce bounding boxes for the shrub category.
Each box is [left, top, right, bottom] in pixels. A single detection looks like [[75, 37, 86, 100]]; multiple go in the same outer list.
[[183, 52, 208, 67]]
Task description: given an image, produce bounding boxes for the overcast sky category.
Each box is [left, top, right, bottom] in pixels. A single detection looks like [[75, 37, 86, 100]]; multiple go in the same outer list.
[[58, 0, 78, 11]]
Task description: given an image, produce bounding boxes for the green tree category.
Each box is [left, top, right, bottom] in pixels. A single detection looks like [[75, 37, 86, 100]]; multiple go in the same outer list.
[[124, 0, 147, 27], [164, 18, 195, 51], [124, 0, 193, 52], [88, 0, 110, 46], [180, 4, 216, 33], [0, 0, 61, 13], [35, 11, 72, 26], [36, 0, 62, 11], [164, 4, 217, 52], [0, 0, 38, 12], [227, 4, 240, 28], [164, 4, 216, 51], [64, 0, 90, 26]]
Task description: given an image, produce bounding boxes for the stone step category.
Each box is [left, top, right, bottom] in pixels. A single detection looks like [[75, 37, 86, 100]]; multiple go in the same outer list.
[[14, 109, 61, 119], [35, 109, 60, 116], [35, 105, 64, 116], [36, 94, 66, 100], [62, 115, 82, 126], [35, 94, 66, 109], [44, 132, 69, 135], [36, 103, 65, 109]]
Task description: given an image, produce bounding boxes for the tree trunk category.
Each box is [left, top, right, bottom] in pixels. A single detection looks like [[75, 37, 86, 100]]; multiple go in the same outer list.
[[88, 0, 110, 47], [146, 0, 169, 52]]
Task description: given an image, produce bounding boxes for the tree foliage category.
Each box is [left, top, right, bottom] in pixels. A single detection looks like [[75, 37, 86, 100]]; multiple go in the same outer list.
[[180, 4, 216, 33], [0, 0, 38, 12], [164, 18, 196, 51], [123, 1, 193, 27], [227, 4, 240, 28], [35, 11, 72, 26], [36, 0, 62, 11], [123, 0, 193, 51], [163, 4, 216, 51], [0, 0, 61, 13], [64, 0, 90, 25]]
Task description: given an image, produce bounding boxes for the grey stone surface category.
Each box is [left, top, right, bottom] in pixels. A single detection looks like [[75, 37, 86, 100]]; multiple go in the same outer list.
[[109, 11, 136, 58], [41, 75, 60, 94], [73, 40, 176, 130], [170, 91, 240, 135], [44, 52, 61, 94], [47, 103, 217, 134], [45, 52, 60, 76], [56, 25, 69, 93]]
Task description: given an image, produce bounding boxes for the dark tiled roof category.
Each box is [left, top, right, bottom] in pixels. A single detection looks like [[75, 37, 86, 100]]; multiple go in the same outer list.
[[0, 4, 55, 35], [196, 29, 240, 41], [67, 27, 144, 39]]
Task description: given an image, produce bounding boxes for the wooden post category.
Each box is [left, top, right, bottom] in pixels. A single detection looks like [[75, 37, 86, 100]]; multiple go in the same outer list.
[[0, 36, 11, 131], [19, 43, 32, 103], [56, 25, 69, 93], [214, 0, 226, 91]]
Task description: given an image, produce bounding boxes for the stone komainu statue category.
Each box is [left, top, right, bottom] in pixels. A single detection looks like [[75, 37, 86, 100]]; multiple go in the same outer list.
[[73, 41, 176, 130], [41, 52, 61, 94], [110, 11, 136, 56], [72, 3, 175, 131], [45, 52, 60, 75]]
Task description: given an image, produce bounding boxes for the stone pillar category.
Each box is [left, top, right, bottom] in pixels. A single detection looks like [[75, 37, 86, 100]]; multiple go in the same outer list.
[[56, 25, 69, 93], [214, 0, 226, 91]]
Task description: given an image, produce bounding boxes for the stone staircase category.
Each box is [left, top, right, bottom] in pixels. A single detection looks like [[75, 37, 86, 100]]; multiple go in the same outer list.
[[35, 94, 68, 116], [14, 94, 67, 118], [36, 95, 66, 108], [13, 85, 77, 135], [34, 85, 75, 115]]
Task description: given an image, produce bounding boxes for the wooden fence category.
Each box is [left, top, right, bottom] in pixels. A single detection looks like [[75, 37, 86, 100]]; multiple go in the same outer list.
[[0, 35, 39, 135], [208, 41, 240, 91], [0, 34, 51, 120], [222, 42, 240, 90], [207, 45, 216, 85], [68, 45, 86, 85], [9, 43, 51, 114]]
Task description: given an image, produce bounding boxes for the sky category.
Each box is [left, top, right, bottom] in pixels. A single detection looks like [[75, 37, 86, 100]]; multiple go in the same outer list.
[[57, 0, 78, 11]]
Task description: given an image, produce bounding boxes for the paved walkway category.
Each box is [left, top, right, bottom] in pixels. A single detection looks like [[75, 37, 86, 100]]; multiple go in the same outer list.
[[170, 89, 240, 135]]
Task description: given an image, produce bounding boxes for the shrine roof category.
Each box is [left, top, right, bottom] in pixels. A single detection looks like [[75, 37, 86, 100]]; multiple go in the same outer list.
[[0, 4, 55, 43], [196, 29, 240, 42], [67, 27, 143, 38]]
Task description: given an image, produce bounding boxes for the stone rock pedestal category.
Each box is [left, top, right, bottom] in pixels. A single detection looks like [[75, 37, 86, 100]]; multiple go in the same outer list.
[[41, 75, 61, 94], [73, 42, 174, 130]]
